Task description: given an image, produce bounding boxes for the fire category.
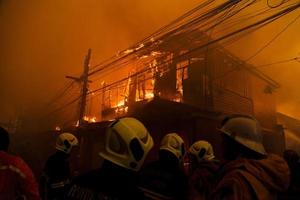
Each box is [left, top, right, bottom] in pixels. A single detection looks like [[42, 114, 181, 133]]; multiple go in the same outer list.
[[151, 79, 155, 88], [112, 98, 128, 114], [151, 51, 162, 56], [55, 126, 61, 131], [83, 116, 97, 123], [116, 100, 125, 107], [139, 55, 149, 59], [124, 49, 134, 54], [173, 93, 182, 102], [136, 91, 154, 102], [135, 43, 144, 51], [83, 116, 89, 121], [145, 91, 154, 99], [115, 106, 129, 114], [90, 117, 97, 123]]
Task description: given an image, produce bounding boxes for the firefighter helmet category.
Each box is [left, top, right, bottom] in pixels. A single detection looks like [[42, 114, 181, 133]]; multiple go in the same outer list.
[[56, 133, 78, 154], [99, 117, 154, 171], [219, 115, 266, 155], [160, 133, 185, 161], [189, 140, 215, 162]]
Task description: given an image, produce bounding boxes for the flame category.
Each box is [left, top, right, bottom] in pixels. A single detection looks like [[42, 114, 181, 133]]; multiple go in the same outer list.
[[124, 49, 134, 54], [83, 116, 97, 123], [173, 98, 181, 102], [116, 100, 125, 107], [135, 43, 144, 51], [145, 91, 154, 99], [115, 106, 129, 114], [151, 51, 162, 56], [139, 51, 161, 59], [75, 120, 79, 127], [90, 117, 97, 123], [55, 126, 61, 131], [139, 55, 149, 59], [83, 116, 89, 121], [151, 79, 155, 86], [113, 99, 128, 114], [136, 91, 154, 102]]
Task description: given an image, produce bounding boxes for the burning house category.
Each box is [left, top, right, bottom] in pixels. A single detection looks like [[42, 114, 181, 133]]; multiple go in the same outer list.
[[77, 30, 283, 172]]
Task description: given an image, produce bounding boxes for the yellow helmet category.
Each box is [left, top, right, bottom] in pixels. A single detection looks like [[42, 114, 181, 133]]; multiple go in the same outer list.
[[160, 133, 185, 161], [220, 115, 266, 155], [99, 117, 154, 171], [189, 140, 215, 162], [56, 133, 78, 154]]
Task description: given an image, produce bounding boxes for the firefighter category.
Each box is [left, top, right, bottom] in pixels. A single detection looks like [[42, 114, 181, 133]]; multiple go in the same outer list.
[[188, 140, 220, 200], [278, 150, 300, 199], [41, 132, 78, 200], [66, 117, 154, 200], [0, 126, 41, 200], [211, 115, 290, 200], [138, 133, 188, 200]]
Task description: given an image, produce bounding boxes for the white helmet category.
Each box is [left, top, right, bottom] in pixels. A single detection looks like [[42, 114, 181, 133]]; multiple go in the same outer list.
[[220, 115, 266, 155], [99, 117, 153, 171], [160, 133, 185, 161], [189, 140, 215, 162], [56, 133, 79, 154]]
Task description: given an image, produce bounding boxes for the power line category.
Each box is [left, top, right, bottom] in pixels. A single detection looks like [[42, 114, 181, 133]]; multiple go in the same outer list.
[[87, 0, 243, 76], [204, 2, 300, 83], [44, 1, 300, 119], [246, 12, 300, 61], [88, 0, 217, 73], [255, 56, 300, 68], [88, 2, 300, 95], [89, 0, 260, 83], [200, 1, 298, 49], [40, 0, 235, 121], [267, 0, 288, 8], [89, 1, 296, 84], [89, 0, 292, 82], [42, 95, 81, 118], [46, 81, 75, 106]]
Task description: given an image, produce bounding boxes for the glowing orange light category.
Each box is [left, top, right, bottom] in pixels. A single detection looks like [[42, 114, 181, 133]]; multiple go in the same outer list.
[[90, 117, 97, 123], [135, 43, 144, 51], [82, 116, 97, 123], [145, 91, 154, 99], [124, 49, 134, 54], [136, 91, 154, 102], [115, 106, 129, 114], [151, 51, 162, 56], [116, 100, 125, 107]]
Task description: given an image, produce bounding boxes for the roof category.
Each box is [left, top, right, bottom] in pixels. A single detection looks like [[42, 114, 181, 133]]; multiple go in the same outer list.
[[128, 97, 221, 122]]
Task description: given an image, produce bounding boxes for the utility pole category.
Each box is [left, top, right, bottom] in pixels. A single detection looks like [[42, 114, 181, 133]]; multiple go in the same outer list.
[[79, 48, 91, 125], [66, 48, 92, 126]]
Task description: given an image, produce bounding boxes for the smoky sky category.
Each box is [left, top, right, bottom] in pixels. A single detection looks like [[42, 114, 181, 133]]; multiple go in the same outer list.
[[0, 0, 300, 124]]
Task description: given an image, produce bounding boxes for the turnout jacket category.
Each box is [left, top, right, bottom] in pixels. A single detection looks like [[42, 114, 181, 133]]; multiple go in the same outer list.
[[211, 154, 290, 200], [0, 151, 40, 200]]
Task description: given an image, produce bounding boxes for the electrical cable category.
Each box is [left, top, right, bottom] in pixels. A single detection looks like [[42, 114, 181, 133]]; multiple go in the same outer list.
[[88, 2, 300, 95], [44, 0, 300, 119], [245, 12, 300, 61], [254, 56, 300, 68]]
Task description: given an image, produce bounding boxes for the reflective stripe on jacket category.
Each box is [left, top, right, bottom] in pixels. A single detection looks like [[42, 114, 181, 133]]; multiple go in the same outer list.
[[0, 151, 40, 200]]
